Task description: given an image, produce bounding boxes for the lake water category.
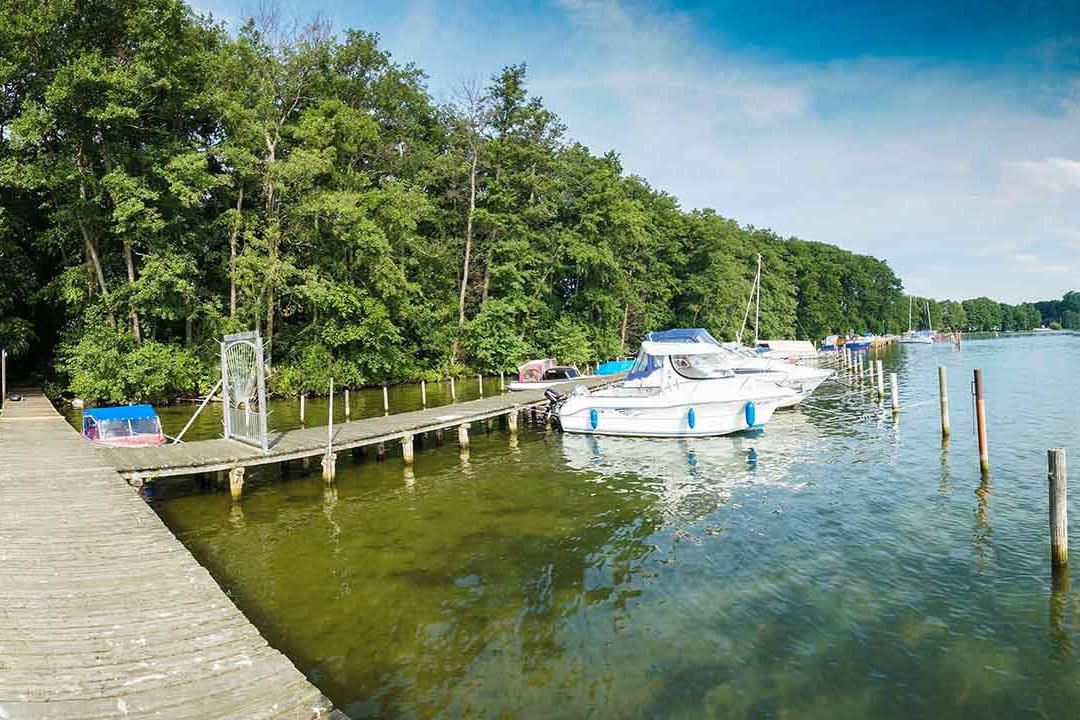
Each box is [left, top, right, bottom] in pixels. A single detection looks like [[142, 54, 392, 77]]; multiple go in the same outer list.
[[148, 335, 1080, 718]]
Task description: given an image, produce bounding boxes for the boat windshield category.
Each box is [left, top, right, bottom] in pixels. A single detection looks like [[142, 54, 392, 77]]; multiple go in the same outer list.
[[670, 353, 734, 380], [95, 418, 161, 439]]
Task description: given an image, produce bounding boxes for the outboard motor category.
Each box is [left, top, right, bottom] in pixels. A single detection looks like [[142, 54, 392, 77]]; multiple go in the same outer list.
[[543, 387, 565, 431]]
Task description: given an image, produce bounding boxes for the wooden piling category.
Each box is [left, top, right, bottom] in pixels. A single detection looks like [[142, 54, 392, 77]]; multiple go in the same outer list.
[[435, 428, 444, 446], [344, 389, 350, 418], [507, 409, 518, 435], [321, 452, 337, 482], [938, 366, 950, 438], [376, 442, 386, 461], [458, 423, 469, 450], [890, 372, 900, 412], [875, 360, 885, 400], [478, 373, 483, 397], [402, 434, 415, 467], [974, 369, 989, 473], [421, 379, 427, 407], [229, 466, 245, 501], [1049, 448, 1068, 566], [300, 394, 306, 424], [324, 379, 335, 483], [500, 373, 505, 392], [450, 376, 456, 401], [1, 348, 6, 411], [382, 384, 389, 414]]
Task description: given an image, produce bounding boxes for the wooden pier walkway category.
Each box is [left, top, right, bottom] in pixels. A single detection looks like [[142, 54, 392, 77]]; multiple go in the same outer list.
[[0, 390, 346, 719], [101, 376, 622, 482]]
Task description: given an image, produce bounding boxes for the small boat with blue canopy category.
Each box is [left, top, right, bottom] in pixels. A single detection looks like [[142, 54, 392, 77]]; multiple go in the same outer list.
[[82, 405, 166, 447]]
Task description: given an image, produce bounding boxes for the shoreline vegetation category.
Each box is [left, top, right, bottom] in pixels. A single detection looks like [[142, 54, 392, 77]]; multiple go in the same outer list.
[[0, 0, 1072, 404]]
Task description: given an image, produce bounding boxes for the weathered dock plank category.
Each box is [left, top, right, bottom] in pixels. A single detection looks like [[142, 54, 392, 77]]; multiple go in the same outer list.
[[0, 391, 348, 719], [103, 375, 623, 480]]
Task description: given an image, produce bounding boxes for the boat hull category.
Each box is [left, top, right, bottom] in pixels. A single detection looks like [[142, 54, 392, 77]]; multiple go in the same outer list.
[[557, 396, 783, 437]]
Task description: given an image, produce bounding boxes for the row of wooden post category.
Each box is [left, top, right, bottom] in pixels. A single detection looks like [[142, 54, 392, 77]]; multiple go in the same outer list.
[[298, 372, 512, 424]]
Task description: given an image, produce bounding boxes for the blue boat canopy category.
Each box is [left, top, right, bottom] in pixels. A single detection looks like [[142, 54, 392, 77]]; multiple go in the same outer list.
[[83, 404, 159, 422], [643, 328, 721, 345]]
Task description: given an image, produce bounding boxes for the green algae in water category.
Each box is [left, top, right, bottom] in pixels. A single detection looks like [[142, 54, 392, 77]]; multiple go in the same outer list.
[[157, 335, 1080, 718]]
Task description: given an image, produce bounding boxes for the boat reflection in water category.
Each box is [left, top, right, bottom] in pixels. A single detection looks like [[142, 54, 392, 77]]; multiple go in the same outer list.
[[560, 410, 827, 524]]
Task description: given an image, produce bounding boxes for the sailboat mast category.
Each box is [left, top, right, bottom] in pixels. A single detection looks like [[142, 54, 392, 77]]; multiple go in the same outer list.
[[926, 301, 932, 333], [754, 254, 762, 345], [908, 296, 913, 333]]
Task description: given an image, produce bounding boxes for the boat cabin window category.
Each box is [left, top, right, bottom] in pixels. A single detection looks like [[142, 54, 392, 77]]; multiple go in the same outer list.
[[543, 367, 580, 380], [91, 417, 161, 439], [670, 353, 734, 380], [627, 352, 663, 381]]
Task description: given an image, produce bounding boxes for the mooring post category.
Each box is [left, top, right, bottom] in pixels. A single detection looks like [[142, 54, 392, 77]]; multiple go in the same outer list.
[[450, 376, 456, 401], [345, 388, 351, 418], [974, 368, 989, 473], [458, 423, 470, 450], [478, 373, 483, 397], [890, 372, 900, 412], [500, 373, 505, 392], [300, 393, 306, 424], [383, 384, 389, 415], [321, 452, 337, 483], [324, 378, 336, 483], [938, 366, 950, 439], [229, 466, 245, 502], [435, 428, 444, 446], [421, 379, 427, 407], [876, 360, 885, 400], [507, 409, 518, 435], [377, 442, 386, 461], [402, 433, 415, 467], [1050, 448, 1068, 567]]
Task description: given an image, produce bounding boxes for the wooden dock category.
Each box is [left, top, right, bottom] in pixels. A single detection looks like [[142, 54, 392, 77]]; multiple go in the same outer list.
[[101, 376, 622, 482], [0, 390, 346, 719]]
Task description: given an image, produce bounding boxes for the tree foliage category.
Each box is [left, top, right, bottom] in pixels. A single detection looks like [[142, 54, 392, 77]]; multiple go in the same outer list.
[[0, 0, 1060, 400]]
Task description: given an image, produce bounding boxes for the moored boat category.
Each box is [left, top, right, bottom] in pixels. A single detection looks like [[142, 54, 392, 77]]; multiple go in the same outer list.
[[508, 360, 587, 391], [81, 405, 167, 447], [645, 328, 833, 407], [550, 341, 796, 437]]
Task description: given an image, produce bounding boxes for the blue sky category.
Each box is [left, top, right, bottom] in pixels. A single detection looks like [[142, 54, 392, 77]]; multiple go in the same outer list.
[[198, 0, 1080, 303]]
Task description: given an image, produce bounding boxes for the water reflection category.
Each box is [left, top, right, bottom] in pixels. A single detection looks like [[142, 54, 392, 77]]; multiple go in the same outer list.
[[1051, 565, 1072, 661], [153, 335, 1080, 719]]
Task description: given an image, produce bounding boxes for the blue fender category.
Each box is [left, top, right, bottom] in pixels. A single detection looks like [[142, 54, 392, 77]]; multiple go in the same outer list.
[[687, 407, 696, 429], [744, 401, 756, 427], [590, 408, 598, 430]]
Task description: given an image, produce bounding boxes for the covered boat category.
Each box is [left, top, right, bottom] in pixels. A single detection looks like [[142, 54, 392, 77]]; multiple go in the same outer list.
[[82, 405, 166, 447], [596, 358, 634, 375], [508, 362, 585, 391], [551, 341, 796, 437]]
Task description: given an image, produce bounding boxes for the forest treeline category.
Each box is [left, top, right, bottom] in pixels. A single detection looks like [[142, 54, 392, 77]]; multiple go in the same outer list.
[[0, 0, 1067, 401]]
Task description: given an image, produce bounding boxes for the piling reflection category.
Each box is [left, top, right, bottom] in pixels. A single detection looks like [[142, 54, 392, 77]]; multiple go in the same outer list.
[[973, 474, 993, 569], [1051, 565, 1072, 661]]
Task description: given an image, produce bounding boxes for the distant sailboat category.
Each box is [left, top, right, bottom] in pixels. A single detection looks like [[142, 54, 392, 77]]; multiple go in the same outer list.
[[900, 296, 934, 344]]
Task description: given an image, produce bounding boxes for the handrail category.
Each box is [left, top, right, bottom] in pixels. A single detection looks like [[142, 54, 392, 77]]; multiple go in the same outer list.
[[173, 379, 223, 444]]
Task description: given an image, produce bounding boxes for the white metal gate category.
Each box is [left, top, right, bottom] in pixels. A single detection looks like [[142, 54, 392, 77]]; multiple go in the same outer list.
[[220, 330, 269, 452]]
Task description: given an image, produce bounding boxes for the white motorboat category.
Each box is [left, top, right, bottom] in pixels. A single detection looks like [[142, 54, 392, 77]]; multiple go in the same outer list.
[[550, 341, 797, 437], [644, 328, 833, 408]]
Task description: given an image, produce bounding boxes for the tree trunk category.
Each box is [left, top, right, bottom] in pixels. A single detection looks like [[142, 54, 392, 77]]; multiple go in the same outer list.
[[123, 239, 141, 344], [620, 304, 629, 353], [185, 316, 193, 346], [453, 142, 479, 360], [229, 187, 243, 318], [79, 222, 115, 329], [263, 135, 277, 364]]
